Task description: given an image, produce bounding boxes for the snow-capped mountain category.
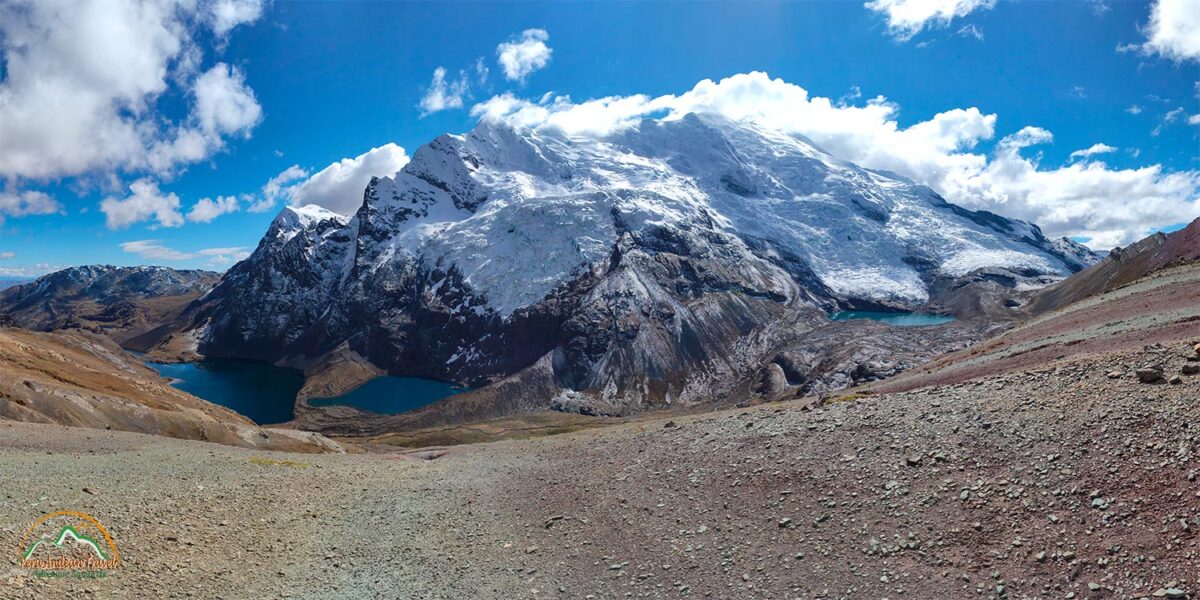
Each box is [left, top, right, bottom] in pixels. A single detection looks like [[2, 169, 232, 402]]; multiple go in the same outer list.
[[168, 113, 1097, 410]]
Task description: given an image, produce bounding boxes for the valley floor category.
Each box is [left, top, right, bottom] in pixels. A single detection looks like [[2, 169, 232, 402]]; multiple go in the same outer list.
[[2, 342, 1199, 599]]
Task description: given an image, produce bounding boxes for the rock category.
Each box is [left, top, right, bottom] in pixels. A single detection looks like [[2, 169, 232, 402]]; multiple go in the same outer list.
[[1106, 371, 1123, 379], [663, 420, 677, 429], [1169, 375, 1183, 385], [778, 518, 793, 528], [1034, 551, 1046, 562], [1136, 367, 1164, 383], [905, 454, 922, 467], [1088, 582, 1101, 591], [1182, 364, 1200, 375]]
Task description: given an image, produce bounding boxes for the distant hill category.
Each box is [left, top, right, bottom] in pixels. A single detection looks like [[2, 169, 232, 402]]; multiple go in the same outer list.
[[0, 277, 33, 291], [1025, 218, 1200, 315], [0, 265, 220, 350]]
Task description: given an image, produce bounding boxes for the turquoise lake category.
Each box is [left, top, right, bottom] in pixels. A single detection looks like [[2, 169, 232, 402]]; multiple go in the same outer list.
[[144, 358, 466, 425], [830, 311, 956, 327], [308, 376, 468, 413], [145, 359, 303, 425]]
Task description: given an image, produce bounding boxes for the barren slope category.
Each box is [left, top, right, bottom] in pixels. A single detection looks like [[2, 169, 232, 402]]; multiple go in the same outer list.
[[2, 342, 1198, 599], [0, 326, 338, 453]]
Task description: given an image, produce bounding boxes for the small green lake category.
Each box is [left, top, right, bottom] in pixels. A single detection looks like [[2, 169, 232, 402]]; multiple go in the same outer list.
[[830, 311, 956, 327]]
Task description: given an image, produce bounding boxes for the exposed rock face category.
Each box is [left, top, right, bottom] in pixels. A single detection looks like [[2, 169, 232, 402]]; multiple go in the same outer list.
[[162, 113, 1097, 414], [0, 265, 220, 350]]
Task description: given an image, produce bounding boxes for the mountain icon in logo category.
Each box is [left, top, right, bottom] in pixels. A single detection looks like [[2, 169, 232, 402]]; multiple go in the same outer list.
[[19, 511, 120, 572]]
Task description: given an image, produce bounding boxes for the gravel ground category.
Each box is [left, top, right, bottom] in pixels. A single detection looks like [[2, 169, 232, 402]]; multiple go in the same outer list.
[[2, 342, 1199, 599]]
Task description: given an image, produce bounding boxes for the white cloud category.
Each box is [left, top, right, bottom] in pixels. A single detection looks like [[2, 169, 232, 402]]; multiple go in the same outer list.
[[210, 0, 264, 37], [120, 239, 250, 265], [251, 164, 309, 213], [1190, 114, 1200, 125], [195, 246, 252, 265], [0, 262, 62, 278], [0, 190, 63, 222], [955, 24, 984, 41], [186, 195, 240, 223], [1068, 143, 1118, 161], [469, 71, 1200, 248], [496, 29, 552, 83], [419, 67, 470, 115], [1124, 0, 1200, 62], [1126, 104, 1144, 115], [475, 57, 490, 85], [192, 63, 262, 137], [0, 252, 14, 260], [100, 178, 184, 230], [282, 144, 410, 215], [0, 0, 263, 182], [120, 239, 194, 261], [865, 0, 996, 41]]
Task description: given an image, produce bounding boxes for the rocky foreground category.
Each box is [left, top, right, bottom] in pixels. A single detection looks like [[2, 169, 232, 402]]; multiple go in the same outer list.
[[2, 341, 1197, 599]]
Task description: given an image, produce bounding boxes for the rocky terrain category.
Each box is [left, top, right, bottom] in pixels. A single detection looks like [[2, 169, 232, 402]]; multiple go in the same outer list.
[[873, 221, 1200, 396], [0, 219, 1194, 600], [152, 113, 1095, 418], [2, 339, 1197, 599], [0, 326, 338, 453], [0, 266, 219, 351]]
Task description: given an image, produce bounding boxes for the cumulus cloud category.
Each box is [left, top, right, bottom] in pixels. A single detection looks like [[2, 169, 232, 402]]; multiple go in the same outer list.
[[210, 0, 265, 37], [0, 0, 263, 183], [100, 179, 184, 230], [0, 190, 63, 222], [279, 144, 410, 215], [865, 0, 996, 41], [419, 67, 470, 115], [186, 195, 240, 223], [1068, 143, 1118, 161], [496, 29, 552, 83], [250, 164, 309, 213], [1123, 0, 1200, 62], [120, 239, 251, 265], [192, 63, 262, 136], [470, 71, 1199, 248]]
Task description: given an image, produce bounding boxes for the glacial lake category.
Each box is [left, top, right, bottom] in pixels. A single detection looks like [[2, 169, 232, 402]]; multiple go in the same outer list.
[[143, 358, 467, 425], [308, 377, 469, 413], [830, 311, 956, 327], [144, 359, 303, 425]]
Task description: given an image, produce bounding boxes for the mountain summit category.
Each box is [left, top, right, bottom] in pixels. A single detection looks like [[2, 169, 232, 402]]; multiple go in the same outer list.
[[164, 113, 1097, 411]]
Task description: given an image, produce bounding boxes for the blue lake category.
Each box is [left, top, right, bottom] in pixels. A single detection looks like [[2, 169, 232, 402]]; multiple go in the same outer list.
[[144, 358, 467, 424], [144, 359, 303, 425], [309, 376, 469, 414], [830, 311, 956, 327]]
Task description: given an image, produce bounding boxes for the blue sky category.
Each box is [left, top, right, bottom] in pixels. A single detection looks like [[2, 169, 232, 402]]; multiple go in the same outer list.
[[0, 0, 1197, 276]]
